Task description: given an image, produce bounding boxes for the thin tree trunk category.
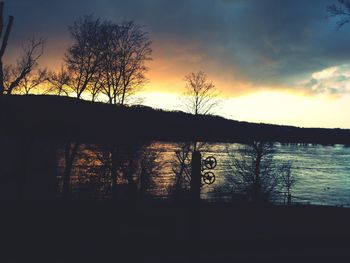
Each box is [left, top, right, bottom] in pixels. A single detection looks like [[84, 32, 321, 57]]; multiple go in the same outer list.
[[62, 141, 79, 200], [126, 150, 137, 200], [111, 144, 119, 200], [121, 86, 126, 106]]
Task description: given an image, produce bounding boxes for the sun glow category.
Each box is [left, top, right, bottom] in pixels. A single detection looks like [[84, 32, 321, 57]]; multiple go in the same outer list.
[[220, 91, 350, 128], [141, 90, 350, 129]]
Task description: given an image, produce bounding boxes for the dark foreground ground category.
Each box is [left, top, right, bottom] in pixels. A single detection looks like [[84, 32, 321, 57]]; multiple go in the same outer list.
[[1, 202, 350, 263]]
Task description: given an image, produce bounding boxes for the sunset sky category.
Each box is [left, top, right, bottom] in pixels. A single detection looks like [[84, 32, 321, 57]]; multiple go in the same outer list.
[[6, 0, 350, 128]]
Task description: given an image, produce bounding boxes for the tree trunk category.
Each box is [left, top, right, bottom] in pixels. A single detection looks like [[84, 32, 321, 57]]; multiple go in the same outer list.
[[62, 141, 79, 200], [0, 13, 14, 95], [111, 144, 119, 200], [126, 150, 137, 200], [121, 87, 126, 106]]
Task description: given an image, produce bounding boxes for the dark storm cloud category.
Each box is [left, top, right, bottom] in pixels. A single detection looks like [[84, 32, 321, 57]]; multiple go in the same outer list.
[[5, 0, 350, 90]]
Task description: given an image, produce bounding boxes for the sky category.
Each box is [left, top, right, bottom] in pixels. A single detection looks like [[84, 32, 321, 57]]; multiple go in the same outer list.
[[5, 0, 350, 128]]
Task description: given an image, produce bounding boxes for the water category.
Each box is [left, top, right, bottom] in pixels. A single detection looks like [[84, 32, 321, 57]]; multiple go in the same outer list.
[[148, 142, 350, 207], [68, 142, 350, 207], [272, 144, 350, 207]]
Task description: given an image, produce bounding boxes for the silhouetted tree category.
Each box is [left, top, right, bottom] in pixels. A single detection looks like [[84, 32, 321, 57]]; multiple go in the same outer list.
[[99, 21, 152, 105], [327, 0, 350, 29], [58, 16, 109, 199], [49, 66, 80, 201], [280, 162, 295, 205], [87, 71, 103, 102], [1, 35, 44, 95], [183, 71, 218, 116], [86, 146, 114, 198], [70, 144, 112, 200], [47, 66, 71, 96], [62, 141, 80, 200], [70, 145, 126, 201], [65, 16, 152, 105], [118, 22, 152, 105], [183, 71, 218, 150], [138, 147, 160, 198], [65, 15, 107, 99], [77, 20, 152, 200], [227, 142, 293, 204], [109, 142, 154, 200], [172, 72, 219, 198], [0, 2, 44, 94], [98, 22, 122, 105], [14, 68, 47, 95]]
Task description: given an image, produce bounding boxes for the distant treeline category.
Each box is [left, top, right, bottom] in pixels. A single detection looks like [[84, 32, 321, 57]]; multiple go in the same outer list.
[[1, 95, 350, 145]]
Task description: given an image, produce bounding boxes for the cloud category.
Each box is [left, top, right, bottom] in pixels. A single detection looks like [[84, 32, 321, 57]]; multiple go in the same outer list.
[[300, 64, 350, 95], [6, 0, 350, 96]]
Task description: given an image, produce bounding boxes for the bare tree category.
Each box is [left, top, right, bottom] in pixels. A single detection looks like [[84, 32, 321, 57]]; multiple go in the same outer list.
[[0, 32, 44, 95], [182, 71, 218, 148], [14, 68, 47, 95], [47, 66, 71, 96], [65, 15, 107, 99], [183, 71, 219, 116], [118, 21, 152, 105], [87, 71, 103, 102], [138, 147, 160, 198], [171, 72, 219, 198], [226, 142, 294, 204], [99, 21, 152, 105], [65, 17, 152, 103], [99, 22, 122, 104], [327, 0, 350, 29], [95, 21, 152, 202], [280, 162, 295, 205], [0, 3, 44, 93]]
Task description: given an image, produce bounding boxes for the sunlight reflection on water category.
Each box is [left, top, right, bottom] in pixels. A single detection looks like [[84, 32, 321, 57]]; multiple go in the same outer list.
[[148, 142, 350, 207], [68, 142, 350, 207]]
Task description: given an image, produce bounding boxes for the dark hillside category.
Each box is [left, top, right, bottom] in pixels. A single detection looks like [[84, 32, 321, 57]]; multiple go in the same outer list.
[[1, 95, 350, 144]]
